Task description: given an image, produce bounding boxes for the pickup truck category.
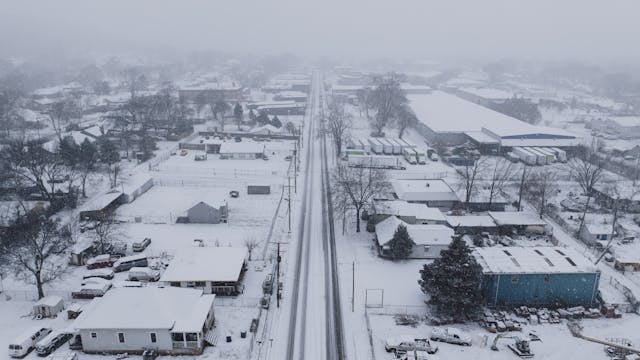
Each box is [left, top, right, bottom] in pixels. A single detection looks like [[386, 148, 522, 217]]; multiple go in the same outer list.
[[430, 327, 472, 346], [385, 336, 438, 354]]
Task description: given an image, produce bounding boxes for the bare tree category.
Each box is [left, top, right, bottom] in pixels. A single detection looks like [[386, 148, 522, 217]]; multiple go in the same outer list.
[[594, 180, 640, 264], [331, 164, 388, 232], [516, 164, 530, 211], [525, 167, 559, 218], [367, 74, 407, 137], [243, 235, 261, 261], [326, 96, 352, 157], [194, 93, 208, 119], [487, 159, 514, 208], [0, 89, 23, 137], [48, 97, 80, 141], [3, 139, 67, 202], [0, 215, 73, 299], [456, 156, 487, 209], [395, 104, 417, 139], [569, 151, 606, 234], [92, 215, 121, 254]]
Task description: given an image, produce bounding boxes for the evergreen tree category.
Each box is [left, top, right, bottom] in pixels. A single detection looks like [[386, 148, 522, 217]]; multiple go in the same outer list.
[[256, 111, 270, 126], [271, 115, 282, 128], [388, 224, 413, 260], [58, 135, 79, 165], [233, 103, 244, 130], [418, 236, 483, 317], [98, 138, 119, 165]]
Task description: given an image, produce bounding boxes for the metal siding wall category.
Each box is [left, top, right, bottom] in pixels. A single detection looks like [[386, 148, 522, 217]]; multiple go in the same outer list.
[[484, 272, 599, 307]]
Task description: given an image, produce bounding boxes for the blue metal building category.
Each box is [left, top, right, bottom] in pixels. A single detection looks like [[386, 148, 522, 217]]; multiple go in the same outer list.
[[474, 247, 600, 308]]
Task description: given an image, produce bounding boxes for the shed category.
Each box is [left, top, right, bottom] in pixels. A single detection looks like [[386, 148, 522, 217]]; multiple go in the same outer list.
[[79, 191, 125, 221], [474, 246, 600, 307], [33, 296, 64, 318], [488, 211, 551, 235], [186, 201, 228, 224], [247, 185, 271, 195], [69, 241, 96, 266], [579, 223, 616, 245], [375, 217, 453, 259]]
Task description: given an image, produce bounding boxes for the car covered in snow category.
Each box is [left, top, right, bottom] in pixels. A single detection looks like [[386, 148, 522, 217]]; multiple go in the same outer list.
[[385, 336, 438, 354], [127, 267, 160, 282], [132, 237, 151, 252], [82, 268, 114, 280], [85, 254, 115, 269], [430, 327, 472, 346]]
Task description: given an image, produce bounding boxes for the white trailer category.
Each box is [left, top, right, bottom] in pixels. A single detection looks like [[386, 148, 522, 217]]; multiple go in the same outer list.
[[403, 148, 418, 164], [399, 139, 416, 149], [537, 147, 557, 163], [347, 154, 406, 170], [358, 137, 371, 153], [378, 138, 394, 155], [387, 138, 403, 154], [415, 148, 427, 164], [550, 147, 567, 162], [368, 138, 384, 154], [512, 147, 537, 165], [524, 147, 547, 165]]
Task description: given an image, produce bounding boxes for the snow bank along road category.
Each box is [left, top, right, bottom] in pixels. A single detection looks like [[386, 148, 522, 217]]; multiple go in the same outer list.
[[280, 72, 346, 360]]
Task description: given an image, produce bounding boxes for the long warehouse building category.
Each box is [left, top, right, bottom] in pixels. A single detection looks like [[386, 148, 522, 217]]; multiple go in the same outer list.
[[409, 91, 582, 151]]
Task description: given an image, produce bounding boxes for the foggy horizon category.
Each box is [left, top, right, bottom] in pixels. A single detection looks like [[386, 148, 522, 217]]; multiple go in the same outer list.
[[1, 0, 640, 67]]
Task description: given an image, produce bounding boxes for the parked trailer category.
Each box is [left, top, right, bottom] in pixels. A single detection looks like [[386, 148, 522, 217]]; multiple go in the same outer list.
[[415, 148, 427, 164], [550, 147, 567, 162], [358, 137, 371, 153], [505, 152, 519, 163], [403, 148, 418, 164], [525, 147, 548, 165], [378, 138, 394, 154], [399, 139, 416, 150], [347, 154, 406, 170], [368, 138, 384, 154], [388, 138, 403, 154], [512, 147, 537, 165], [345, 149, 367, 158], [536, 147, 557, 163], [349, 137, 364, 150]]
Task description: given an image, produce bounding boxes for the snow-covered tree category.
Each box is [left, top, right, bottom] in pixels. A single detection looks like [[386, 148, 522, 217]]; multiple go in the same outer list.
[[418, 236, 483, 317], [388, 224, 413, 260]]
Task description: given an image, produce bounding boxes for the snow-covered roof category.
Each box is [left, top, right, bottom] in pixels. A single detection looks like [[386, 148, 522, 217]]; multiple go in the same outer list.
[[219, 141, 265, 155], [275, 91, 308, 98], [160, 247, 248, 283], [391, 179, 459, 202], [79, 191, 123, 212], [459, 87, 513, 100], [488, 211, 547, 227], [375, 217, 454, 247], [446, 215, 496, 228], [73, 287, 214, 331], [408, 91, 578, 139], [584, 223, 615, 235], [81, 125, 103, 138], [464, 131, 500, 144], [0, 200, 49, 226], [374, 200, 446, 222], [35, 295, 63, 307], [250, 124, 282, 134], [610, 116, 640, 127], [474, 246, 597, 274]]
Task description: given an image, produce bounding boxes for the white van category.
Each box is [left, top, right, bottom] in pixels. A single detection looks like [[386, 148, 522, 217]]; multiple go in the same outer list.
[[113, 254, 148, 272], [8, 326, 51, 358], [127, 267, 160, 282]]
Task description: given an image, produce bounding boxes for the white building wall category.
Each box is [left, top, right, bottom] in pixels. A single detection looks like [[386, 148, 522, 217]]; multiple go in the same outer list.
[[79, 328, 172, 353]]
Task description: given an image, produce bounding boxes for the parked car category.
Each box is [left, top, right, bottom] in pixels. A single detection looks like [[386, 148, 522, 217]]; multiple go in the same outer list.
[[180, 149, 188, 156], [262, 274, 274, 294], [8, 327, 51, 358], [430, 327, 472, 346], [86, 254, 114, 270], [385, 336, 438, 354], [71, 283, 111, 299], [127, 267, 160, 282], [81, 277, 112, 287], [285, 155, 292, 161], [35, 331, 72, 357], [113, 254, 148, 272], [132, 237, 152, 252], [82, 268, 114, 280], [397, 350, 433, 360], [229, 190, 240, 198]]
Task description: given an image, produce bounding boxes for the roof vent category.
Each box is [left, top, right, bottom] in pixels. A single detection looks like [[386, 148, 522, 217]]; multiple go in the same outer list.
[[426, 183, 430, 187], [565, 257, 577, 266]]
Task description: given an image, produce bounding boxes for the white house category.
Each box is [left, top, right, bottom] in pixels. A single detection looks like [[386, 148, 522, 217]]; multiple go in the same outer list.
[[160, 247, 248, 295], [371, 199, 447, 225], [391, 179, 460, 209], [72, 287, 215, 355], [219, 141, 265, 160], [375, 216, 454, 259], [580, 223, 616, 245]]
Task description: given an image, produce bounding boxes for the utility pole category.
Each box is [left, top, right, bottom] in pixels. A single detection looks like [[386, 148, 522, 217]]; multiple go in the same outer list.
[[352, 261, 355, 312], [276, 242, 281, 307], [287, 175, 291, 234]]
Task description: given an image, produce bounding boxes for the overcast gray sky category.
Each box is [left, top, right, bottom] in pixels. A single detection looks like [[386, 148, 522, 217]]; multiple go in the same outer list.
[[1, 0, 638, 64]]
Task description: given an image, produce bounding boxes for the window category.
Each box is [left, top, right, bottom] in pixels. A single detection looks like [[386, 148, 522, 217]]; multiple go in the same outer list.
[[544, 274, 550, 283], [511, 275, 519, 284], [150, 333, 157, 343], [117, 333, 125, 343], [195, 281, 206, 287], [186, 281, 196, 288], [172, 333, 184, 342], [170, 282, 181, 287], [423, 245, 430, 252], [185, 333, 198, 341], [90, 332, 97, 339]]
